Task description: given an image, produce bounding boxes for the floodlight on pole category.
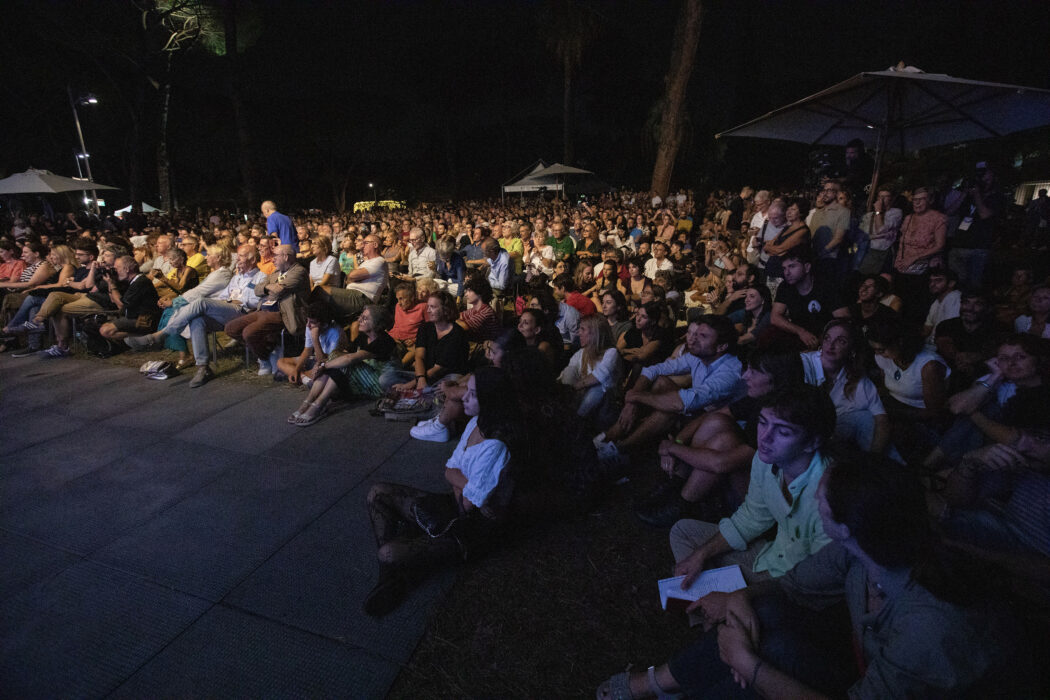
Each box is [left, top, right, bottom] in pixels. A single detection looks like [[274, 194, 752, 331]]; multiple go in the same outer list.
[[368, 182, 376, 204], [68, 86, 100, 215]]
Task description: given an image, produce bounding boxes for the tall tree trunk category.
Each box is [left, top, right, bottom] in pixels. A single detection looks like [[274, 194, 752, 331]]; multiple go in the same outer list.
[[127, 82, 148, 212], [224, 0, 258, 208], [156, 53, 173, 213], [650, 0, 703, 199], [444, 117, 458, 198], [562, 52, 574, 167]]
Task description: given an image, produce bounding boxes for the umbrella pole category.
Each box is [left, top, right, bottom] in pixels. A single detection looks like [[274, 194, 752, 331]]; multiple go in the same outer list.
[[866, 125, 888, 212]]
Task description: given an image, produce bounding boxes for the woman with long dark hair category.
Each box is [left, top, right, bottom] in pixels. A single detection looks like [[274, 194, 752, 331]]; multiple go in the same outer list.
[[867, 318, 949, 464], [801, 319, 889, 452], [364, 366, 521, 616]]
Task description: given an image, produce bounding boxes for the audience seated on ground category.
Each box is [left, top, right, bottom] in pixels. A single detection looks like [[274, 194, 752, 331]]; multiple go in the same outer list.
[[6, 180, 1049, 693], [598, 450, 1034, 699], [595, 314, 744, 465], [636, 347, 805, 528]]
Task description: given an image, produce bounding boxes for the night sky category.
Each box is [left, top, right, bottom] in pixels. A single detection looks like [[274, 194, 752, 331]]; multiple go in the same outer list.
[[3, 0, 1049, 211]]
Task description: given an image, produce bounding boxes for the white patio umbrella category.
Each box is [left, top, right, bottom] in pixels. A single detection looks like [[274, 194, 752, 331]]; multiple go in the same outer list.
[[0, 168, 120, 194], [716, 64, 1050, 205], [115, 202, 162, 216]]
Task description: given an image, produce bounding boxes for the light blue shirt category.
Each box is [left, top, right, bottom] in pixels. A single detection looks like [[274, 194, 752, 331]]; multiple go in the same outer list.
[[640, 352, 744, 414], [487, 250, 512, 291], [555, 301, 580, 346], [219, 268, 266, 310]]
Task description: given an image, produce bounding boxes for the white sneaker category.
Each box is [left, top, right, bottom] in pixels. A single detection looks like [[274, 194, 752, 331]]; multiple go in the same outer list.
[[257, 358, 272, 376], [410, 418, 449, 443], [415, 416, 437, 428]]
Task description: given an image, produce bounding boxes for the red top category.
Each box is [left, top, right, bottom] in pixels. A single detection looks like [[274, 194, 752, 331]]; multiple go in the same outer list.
[[390, 301, 426, 341], [565, 291, 597, 317]]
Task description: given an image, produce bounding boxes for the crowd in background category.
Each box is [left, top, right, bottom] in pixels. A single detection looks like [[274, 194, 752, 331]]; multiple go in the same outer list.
[[3, 150, 1050, 696]]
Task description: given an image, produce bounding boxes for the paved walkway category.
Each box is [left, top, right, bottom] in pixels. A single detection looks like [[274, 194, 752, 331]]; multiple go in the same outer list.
[[0, 355, 457, 698]]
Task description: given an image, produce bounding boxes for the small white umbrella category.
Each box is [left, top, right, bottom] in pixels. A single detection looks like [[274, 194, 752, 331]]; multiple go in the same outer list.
[[0, 168, 120, 195], [115, 202, 162, 215]]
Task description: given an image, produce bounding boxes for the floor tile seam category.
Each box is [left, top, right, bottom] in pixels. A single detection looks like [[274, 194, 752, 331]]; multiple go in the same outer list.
[[0, 417, 94, 455], [198, 435, 413, 626], [3, 427, 173, 491], [102, 599, 221, 699], [211, 599, 409, 667], [107, 382, 286, 430], [69, 554, 224, 606], [207, 480, 378, 604], [69, 462, 242, 558], [0, 526, 90, 597], [19, 367, 181, 416]]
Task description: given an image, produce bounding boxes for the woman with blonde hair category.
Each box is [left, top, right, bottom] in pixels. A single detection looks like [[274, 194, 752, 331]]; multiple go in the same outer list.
[[154, 243, 233, 368], [559, 313, 622, 419], [0, 244, 73, 340]]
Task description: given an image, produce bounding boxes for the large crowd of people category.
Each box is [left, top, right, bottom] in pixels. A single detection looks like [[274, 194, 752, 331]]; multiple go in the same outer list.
[[3, 154, 1049, 695]]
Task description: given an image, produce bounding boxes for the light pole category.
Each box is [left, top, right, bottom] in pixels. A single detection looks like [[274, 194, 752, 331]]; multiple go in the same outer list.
[[368, 182, 377, 205], [68, 86, 99, 216]]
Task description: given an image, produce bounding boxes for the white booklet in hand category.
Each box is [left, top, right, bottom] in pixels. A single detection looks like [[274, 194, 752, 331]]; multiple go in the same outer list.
[[658, 564, 747, 611]]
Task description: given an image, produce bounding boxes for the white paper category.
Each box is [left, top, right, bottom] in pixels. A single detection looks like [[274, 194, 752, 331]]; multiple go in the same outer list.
[[658, 564, 747, 610]]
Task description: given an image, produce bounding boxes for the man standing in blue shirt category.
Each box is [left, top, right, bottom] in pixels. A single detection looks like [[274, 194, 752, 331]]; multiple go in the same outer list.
[[261, 200, 297, 254]]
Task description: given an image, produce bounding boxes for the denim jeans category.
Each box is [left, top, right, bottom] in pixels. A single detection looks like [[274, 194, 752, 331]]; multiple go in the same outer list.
[[164, 298, 244, 366]]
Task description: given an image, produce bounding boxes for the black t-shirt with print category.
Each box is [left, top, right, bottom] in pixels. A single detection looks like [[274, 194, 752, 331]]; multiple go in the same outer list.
[[774, 277, 844, 337]]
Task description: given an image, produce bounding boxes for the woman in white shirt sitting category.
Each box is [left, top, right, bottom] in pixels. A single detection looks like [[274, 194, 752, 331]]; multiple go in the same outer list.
[[867, 318, 949, 465], [800, 319, 888, 452], [307, 237, 339, 289], [363, 366, 520, 617]]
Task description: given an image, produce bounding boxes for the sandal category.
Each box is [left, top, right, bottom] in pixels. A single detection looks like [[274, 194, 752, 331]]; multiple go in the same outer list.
[[596, 671, 633, 700], [294, 403, 327, 427], [596, 667, 681, 700], [287, 400, 313, 424], [175, 358, 196, 371]]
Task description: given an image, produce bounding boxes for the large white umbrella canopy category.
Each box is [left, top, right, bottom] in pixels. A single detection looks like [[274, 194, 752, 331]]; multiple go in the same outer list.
[[717, 65, 1050, 207], [0, 168, 120, 195], [716, 65, 1050, 151]]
